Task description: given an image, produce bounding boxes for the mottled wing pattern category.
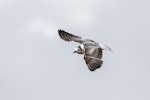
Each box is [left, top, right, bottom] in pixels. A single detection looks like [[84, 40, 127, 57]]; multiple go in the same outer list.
[[84, 41, 103, 71], [58, 29, 84, 43]]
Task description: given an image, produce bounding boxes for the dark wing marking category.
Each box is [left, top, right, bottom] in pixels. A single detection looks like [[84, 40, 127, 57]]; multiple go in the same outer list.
[[58, 29, 84, 43], [84, 47, 103, 71]]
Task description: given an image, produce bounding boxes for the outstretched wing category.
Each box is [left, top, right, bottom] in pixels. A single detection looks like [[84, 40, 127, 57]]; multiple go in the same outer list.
[[58, 29, 84, 43], [84, 46, 103, 71]]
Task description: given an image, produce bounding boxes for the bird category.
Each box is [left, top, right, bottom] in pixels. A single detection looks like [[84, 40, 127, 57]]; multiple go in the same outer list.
[[58, 29, 112, 71]]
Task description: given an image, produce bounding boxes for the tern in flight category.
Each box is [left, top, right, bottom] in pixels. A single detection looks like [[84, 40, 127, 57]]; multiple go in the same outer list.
[[58, 29, 112, 71]]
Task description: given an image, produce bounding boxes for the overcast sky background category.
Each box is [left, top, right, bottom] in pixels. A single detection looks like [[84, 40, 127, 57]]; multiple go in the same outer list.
[[0, 0, 150, 100]]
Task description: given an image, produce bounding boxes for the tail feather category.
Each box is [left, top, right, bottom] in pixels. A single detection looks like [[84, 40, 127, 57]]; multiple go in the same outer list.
[[99, 43, 113, 52]]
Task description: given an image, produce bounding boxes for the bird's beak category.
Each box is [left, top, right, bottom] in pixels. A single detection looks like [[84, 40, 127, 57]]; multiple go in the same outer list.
[[73, 51, 76, 54]]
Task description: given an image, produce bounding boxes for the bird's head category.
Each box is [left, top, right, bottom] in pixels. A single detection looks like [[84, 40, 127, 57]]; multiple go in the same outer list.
[[73, 46, 84, 54], [73, 46, 80, 54]]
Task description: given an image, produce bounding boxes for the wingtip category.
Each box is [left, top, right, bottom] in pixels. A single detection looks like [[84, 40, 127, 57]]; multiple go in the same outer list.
[[89, 69, 95, 72], [58, 29, 62, 38], [58, 29, 67, 35], [58, 29, 62, 31], [58, 29, 61, 33]]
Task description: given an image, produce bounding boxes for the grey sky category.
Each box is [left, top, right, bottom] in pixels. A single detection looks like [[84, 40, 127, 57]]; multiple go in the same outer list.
[[0, 0, 150, 100]]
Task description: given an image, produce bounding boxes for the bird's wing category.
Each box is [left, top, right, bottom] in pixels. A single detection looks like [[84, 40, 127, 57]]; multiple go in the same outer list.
[[58, 29, 84, 43], [84, 43, 103, 71]]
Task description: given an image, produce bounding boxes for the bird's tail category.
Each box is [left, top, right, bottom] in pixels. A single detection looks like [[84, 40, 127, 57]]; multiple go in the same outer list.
[[99, 43, 113, 52]]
